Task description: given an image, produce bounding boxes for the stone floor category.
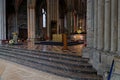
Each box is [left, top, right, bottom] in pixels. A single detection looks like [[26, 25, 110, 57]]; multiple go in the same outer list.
[[0, 59, 70, 80], [0, 43, 85, 80], [8, 43, 85, 56]]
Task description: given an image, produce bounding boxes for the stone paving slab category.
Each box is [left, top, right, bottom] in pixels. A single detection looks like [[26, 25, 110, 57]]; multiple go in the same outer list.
[[0, 59, 70, 80]]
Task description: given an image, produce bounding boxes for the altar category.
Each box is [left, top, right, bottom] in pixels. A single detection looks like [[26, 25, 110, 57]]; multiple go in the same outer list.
[[70, 34, 85, 42]]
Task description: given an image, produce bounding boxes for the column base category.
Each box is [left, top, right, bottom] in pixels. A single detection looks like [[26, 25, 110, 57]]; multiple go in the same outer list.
[[97, 51, 114, 76], [0, 40, 8, 45], [27, 38, 35, 50], [116, 51, 120, 56], [0, 40, 2, 44], [82, 47, 91, 58], [82, 47, 118, 76]]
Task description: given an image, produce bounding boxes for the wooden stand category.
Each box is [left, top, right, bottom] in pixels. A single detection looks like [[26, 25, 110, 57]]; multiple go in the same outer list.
[[62, 34, 68, 51]]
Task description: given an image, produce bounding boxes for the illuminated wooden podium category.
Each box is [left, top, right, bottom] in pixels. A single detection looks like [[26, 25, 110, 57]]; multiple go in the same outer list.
[[62, 34, 68, 50]]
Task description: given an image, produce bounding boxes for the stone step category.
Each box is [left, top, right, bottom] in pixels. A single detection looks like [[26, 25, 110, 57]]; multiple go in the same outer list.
[[0, 52, 102, 80], [1, 45, 82, 57], [0, 46, 103, 80], [0, 46, 89, 63], [0, 48, 92, 69], [0, 49, 95, 73], [0, 48, 88, 64]]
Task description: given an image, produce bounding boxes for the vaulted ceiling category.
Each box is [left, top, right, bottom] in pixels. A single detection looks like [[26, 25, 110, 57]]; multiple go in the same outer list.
[[6, 0, 25, 14], [6, 0, 87, 17], [6, 0, 15, 14]]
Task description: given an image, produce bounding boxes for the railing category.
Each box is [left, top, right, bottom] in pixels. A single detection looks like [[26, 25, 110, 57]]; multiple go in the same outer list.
[[107, 60, 114, 80]]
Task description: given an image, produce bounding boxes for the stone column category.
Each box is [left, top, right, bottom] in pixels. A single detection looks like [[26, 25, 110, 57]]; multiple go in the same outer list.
[[110, 0, 118, 52], [118, 0, 120, 54], [56, 0, 59, 34], [98, 0, 111, 75], [97, 0, 104, 50], [0, 0, 6, 44], [66, 11, 73, 34], [64, 15, 67, 34], [93, 0, 98, 49], [27, 0, 36, 49], [46, 0, 50, 40], [82, 0, 94, 58], [86, 0, 94, 48], [104, 0, 111, 51], [73, 12, 77, 32], [46, 0, 59, 40], [60, 18, 64, 33], [92, 0, 105, 74]]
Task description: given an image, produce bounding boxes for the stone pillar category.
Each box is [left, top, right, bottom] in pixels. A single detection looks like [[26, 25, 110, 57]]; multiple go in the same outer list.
[[46, 0, 59, 40], [92, 0, 105, 74], [73, 12, 77, 32], [93, 0, 98, 49], [86, 0, 94, 48], [60, 18, 64, 33], [64, 15, 67, 31], [46, 0, 50, 40], [110, 0, 118, 52], [56, 0, 59, 34], [97, 0, 104, 50], [91, 0, 98, 67], [82, 0, 94, 58], [104, 0, 111, 51], [66, 11, 73, 34], [0, 0, 6, 44], [27, 0, 36, 49], [99, 0, 112, 75], [117, 0, 120, 54]]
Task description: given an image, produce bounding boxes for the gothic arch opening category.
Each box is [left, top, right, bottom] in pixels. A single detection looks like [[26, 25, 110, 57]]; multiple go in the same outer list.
[[6, 0, 87, 43]]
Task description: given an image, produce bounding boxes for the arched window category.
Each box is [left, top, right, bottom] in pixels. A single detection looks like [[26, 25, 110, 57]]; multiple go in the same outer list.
[[42, 8, 46, 28]]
